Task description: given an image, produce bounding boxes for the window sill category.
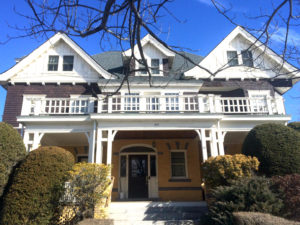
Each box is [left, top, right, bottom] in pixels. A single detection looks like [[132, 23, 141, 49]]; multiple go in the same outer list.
[[169, 178, 191, 182]]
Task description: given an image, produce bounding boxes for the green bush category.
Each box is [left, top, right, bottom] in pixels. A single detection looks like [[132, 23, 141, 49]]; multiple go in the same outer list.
[[233, 212, 298, 225], [0, 122, 26, 197], [203, 154, 259, 189], [208, 176, 283, 225], [60, 162, 111, 224], [242, 123, 300, 176], [272, 174, 300, 222], [288, 122, 300, 133], [0, 146, 75, 225]]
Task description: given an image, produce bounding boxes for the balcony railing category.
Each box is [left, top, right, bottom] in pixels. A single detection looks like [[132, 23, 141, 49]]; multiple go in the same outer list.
[[21, 94, 286, 116]]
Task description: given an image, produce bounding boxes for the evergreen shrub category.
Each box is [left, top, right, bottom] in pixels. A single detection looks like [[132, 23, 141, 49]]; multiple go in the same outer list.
[[202, 154, 259, 188], [0, 146, 75, 225], [0, 122, 26, 197], [242, 123, 300, 176]]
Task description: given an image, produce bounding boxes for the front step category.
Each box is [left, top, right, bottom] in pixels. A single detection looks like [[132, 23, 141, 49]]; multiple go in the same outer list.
[[108, 201, 207, 225]]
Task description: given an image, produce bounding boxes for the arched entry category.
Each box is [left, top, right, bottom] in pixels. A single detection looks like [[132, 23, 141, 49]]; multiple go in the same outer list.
[[119, 145, 158, 199]]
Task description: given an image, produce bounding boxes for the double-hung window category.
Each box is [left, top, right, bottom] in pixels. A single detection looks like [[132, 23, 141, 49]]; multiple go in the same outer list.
[[124, 93, 140, 111], [63, 56, 74, 71], [227, 51, 238, 66], [171, 151, 187, 178], [151, 59, 160, 74], [242, 50, 253, 67], [165, 93, 179, 111], [48, 55, 59, 71]]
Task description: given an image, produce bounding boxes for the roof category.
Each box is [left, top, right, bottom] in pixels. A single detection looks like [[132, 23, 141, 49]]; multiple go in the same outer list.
[[92, 51, 203, 79]]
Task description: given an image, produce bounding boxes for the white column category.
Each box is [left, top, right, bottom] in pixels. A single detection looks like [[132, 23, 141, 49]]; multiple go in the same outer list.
[[32, 132, 41, 150], [218, 130, 225, 156], [200, 129, 208, 161], [208, 94, 215, 113], [107, 130, 113, 165], [210, 129, 218, 157], [23, 130, 30, 152], [95, 128, 103, 164], [88, 122, 96, 163]]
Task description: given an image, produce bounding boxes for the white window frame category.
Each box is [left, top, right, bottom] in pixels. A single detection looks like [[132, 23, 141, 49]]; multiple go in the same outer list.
[[151, 58, 160, 74], [170, 150, 188, 179], [63, 55, 75, 71], [48, 55, 59, 71]]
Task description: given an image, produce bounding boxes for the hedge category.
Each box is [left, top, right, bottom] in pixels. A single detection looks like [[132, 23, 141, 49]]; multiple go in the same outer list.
[[0, 122, 26, 198], [233, 212, 298, 225], [288, 122, 300, 133], [242, 123, 300, 176], [207, 176, 283, 225], [203, 154, 259, 189], [0, 146, 75, 225]]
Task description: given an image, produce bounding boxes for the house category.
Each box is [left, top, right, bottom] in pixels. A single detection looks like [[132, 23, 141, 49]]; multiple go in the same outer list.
[[0, 26, 298, 201]]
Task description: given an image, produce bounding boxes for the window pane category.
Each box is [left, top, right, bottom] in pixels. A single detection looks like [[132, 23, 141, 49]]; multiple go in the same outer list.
[[242, 50, 253, 67], [227, 51, 238, 66], [151, 59, 159, 74], [120, 155, 126, 177], [48, 55, 59, 71], [150, 155, 156, 176], [139, 59, 147, 74], [63, 56, 74, 71], [172, 165, 186, 177]]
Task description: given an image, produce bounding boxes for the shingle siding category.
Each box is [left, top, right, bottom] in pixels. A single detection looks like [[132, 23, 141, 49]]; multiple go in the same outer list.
[[2, 83, 101, 127]]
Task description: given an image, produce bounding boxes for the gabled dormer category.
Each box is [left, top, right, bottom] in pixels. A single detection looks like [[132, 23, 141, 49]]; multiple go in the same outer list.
[[122, 34, 176, 76], [185, 26, 300, 81]]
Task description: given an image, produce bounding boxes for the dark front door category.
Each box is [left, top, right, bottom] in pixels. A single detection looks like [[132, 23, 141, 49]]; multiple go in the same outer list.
[[129, 155, 148, 198]]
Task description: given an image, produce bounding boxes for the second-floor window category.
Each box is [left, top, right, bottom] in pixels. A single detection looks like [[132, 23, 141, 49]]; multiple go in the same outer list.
[[63, 56, 74, 71], [48, 55, 59, 71], [227, 51, 238, 66], [242, 50, 253, 67], [151, 59, 160, 74]]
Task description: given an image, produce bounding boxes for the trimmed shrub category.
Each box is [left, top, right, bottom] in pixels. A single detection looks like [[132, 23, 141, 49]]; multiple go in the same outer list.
[[288, 122, 300, 133], [59, 162, 111, 224], [233, 212, 299, 225], [208, 176, 283, 225], [272, 174, 300, 221], [0, 122, 26, 197], [242, 123, 300, 176], [0, 146, 75, 225], [202, 154, 259, 188]]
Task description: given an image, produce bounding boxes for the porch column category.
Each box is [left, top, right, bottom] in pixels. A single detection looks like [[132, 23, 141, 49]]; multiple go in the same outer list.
[[95, 128, 103, 164], [32, 132, 44, 150], [23, 130, 30, 152], [106, 130, 118, 165], [217, 130, 225, 156], [200, 129, 208, 161], [88, 122, 96, 163], [210, 129, 219, 157]]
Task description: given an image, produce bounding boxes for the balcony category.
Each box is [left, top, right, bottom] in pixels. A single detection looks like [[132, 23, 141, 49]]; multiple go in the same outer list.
[[21, 94, 285, 116]]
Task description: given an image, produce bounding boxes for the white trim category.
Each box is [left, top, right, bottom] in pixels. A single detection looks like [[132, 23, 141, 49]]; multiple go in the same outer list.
[[248, 90, 270, 97], [0, 33, 115, 82]]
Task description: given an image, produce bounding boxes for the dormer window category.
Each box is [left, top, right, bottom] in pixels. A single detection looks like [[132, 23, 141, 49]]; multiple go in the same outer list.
[[151, 59, 160, 74], [63, 56, 74, 71], [48, 56, 59, 71], [227, 51, 238, 66], [242, 50, 253, 67]]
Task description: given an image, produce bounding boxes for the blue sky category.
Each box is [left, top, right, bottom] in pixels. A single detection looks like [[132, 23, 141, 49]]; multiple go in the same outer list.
[[0, 0, 300, 121]]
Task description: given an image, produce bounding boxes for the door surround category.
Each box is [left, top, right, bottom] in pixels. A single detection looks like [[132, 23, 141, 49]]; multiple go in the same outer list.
[[119, 145, 158, 199]]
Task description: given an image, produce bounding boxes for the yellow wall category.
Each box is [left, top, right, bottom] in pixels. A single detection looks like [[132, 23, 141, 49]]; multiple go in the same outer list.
[[111, 138, 204, 201]]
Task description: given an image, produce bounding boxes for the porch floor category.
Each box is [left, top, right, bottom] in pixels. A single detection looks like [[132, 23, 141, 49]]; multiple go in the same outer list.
[[108, 201, 208, 225]]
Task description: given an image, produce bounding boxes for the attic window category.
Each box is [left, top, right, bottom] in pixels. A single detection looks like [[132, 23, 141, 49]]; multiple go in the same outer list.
[[227, 51, 238, 66], [242, 50, 253, 67], [151, 59, 160, 74], [48, 56, 59, 71], [63, 56, 74, 71]]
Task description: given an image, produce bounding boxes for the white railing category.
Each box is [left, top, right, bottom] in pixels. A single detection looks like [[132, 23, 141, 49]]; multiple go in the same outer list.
[[21, 94, 285, 116], [21, 96, 95, 115]]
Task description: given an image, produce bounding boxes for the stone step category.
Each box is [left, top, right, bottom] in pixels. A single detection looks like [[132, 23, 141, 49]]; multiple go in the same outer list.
[[108, 201, 207, 223]]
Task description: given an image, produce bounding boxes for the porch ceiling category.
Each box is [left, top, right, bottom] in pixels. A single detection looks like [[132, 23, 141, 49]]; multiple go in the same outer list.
[[41, 133, 89, 146], [115, 130, 197, 140]]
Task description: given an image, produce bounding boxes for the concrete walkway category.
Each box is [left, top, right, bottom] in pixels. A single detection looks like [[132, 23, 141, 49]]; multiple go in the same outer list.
[[108, 201, 208, 225]]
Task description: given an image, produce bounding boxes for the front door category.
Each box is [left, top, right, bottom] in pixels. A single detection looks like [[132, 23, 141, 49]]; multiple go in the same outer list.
[[129, 155, 148, 198]]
